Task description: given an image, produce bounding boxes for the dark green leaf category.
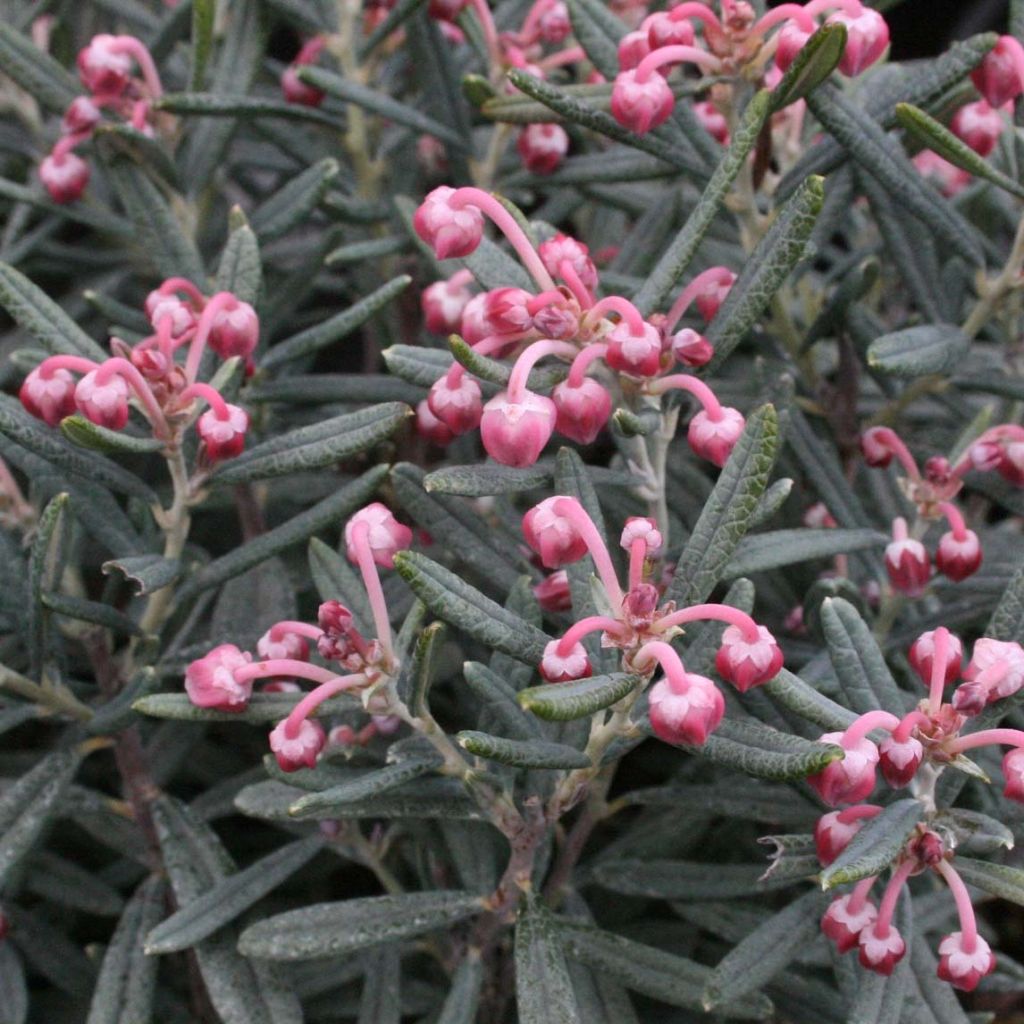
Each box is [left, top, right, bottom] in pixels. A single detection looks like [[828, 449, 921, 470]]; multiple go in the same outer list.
[[867, 324, 970, 377], [0, 23, 78, 113], [457, 731, 590, 769], [102, 554, 181, 596], [60, 415, 164, 455], [770, 23, 847, 112], [250, 158, 339, 240], [516, 896, 581, 1024], [462, 661, 542, 740], [191, 0, 216, 89], [564, 0, 626, 79], [217, 208, 262, 305], [42, 591, 145, 637], [820, 800, 925, 889], [724, 528, 887, 577], [952, 856, 1024, 907], [518, 674, 640, 721]]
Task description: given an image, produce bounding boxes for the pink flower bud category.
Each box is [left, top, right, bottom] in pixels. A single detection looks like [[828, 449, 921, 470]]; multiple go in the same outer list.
[[694, 269, 736, 321], [964, 638, 1024, 701], [533, 570, 573, 612], [803, 502, 837, 529], [617, 30, 652, 71], [936, 529, 982, 582], [715, 624, 784, 691], [1003, 747, 1024, 803], [970, 438, 1004, 473], [670, 328, 713, 367], [908, 629, 962, 687], [538, 1, 571, 43], [950, 100, 1004, 158], [345, 503, 414, 569], [269, 717, 326, 772], [327, 723, 358, 747], [971, 36, 1024, 108], [209, 299, 259, 360], [775, 20, 812, 72], [428, 0, 467, 20], [858, 925, 906, 975], [416, 399, 455, 445], [480, 390, 557, 466], [827, 8, 889, 76], [77, 34, 133, 96], [998, 440, 1024, 486], [605, 320, 663, 377], [693, 100, 728, 145], [19, 367, 77, 426], [62, 96, 101, 135], [39, 151, 90, 204], [646, 12, 694, 49], [428, 375, 483, 434], [482, 287, 534, 335], [649, 670, 725, 746], [538, 234, 598, 290], [952, 681, 988, 716], [198, 404, 249, 461], [815, 810, 871, 866], [878, 734, 923, 788], [622, 582, 659, 629], [551, 378, 612, 445], [913, 150, 971, 197], [620, 516, 662, 555], [422, 274, 474, 334], [540, 639, 592, 682], [808, 732, 879, 806], [413, 186, 484, 259], [281, 65, 325, 106], [884, 536, 931, 597], [523, 496, 587, 568], [937, 933, 996, 992], [860, 426, 894, 467], [185, 644, 253, 711], [75, 369, 130, 430], [517, 123, 570, 174], [610, 69, 675, 135], [145, 291, 197, 337], [924, 456, 954, 488], [459, 293, 493, 344], [822, 895, 878, 953], [533, 304, 579, 340], [687, 407, 745, 467]]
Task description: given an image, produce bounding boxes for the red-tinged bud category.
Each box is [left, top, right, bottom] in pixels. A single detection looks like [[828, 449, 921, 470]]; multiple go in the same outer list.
[[327, 724, 358, 747], [620, 516, 662, 555], [209, 298, 259, 360], [860, 426, 894, 467], [1004, 747, 1024, 802], [964, 638, 1024, 700], [670, 328, 713, 367], [912, 831, 946, 866], [540, 639, 592, 682], [803, 502, 837, 529], [998, 441, 1024, 486], [533, 304, 579, 340], [19, 366, 77, 426], [551, 377, 612, 445], [715, 624, 783, 691], [878, 734, 923, 788], [77, 34, 132, 95], [281, 65, 325, 106], [808, 733, 879, 806], [775, 20, 812, 72], [428, 0, 467, 20], [517, 123, 570, 174], [859, 925, 906, 975], [422, 274, 473, 334], [618, 30, 652, 71], [62, 96, 101, 135], [269, 717, 326, 771], [610, 69, 675, 135], [539, 0, 571, 43], [693, 100, 728, 145], [952, 680, 989, 716], [75, 369, 129, 430], [480, 390, 557, 467], [622, 582, 659, 629], [257, 629, 309, 663], [428, 375, 483, 435], [936, 528, 982, 582], [459, 293, 493, 344], [483, 287, 534, 335], [646, 12, 694, 49], [39, 151, 90, 204], [185, 644, 253, 711], [884, 536, 931, 597], [937, 933, 996, 992], [0, 909, 8, 942], [694, 269, 736, 321], [261, 680, 301, 694], [925, 456, 953, 486], [815, 810, 872, 866], [822, 895, 878, 954], [605, 319, 663, 377], [971, 35, 1024, 108], [534, 570, 573, 612], [345, 503, 413, 569], [538, 234, 598, 290], [649, 670, 725, 746], [145, 291, 197, 338], [913, 150, 971, 197], [416, 134, 449, 176], [416, 399, 455, 445], [413, 186, 484, 259], [198, 403, 249, 461], [969, 439, 1004, 472], [318, 601, 354, 635], [827, 8, 889, 76], [688, 407, 745, 467], [523, 496, 588, 568], [951, 100, 1004, 158], [908, 629, 963, 687]]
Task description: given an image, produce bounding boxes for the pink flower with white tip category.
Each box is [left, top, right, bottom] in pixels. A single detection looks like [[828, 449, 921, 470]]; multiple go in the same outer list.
[[807, 726, 882, 807], [269, 717, 326, 772], [345, 503, 414, 570], [714, 623, 783, 691], [77, 34, 134, 95], [951, 100, 1004, 158], [184, 644, 254, 711], [670, 328, 713, 367], [75, 368, 131, 429], [482, 288, 534, 335], [1002, 747, 1024, 803], [523, 496, 589, 568], [39, 151, 90, 204], [145, 292, 197, 338], [617, 31, 652, 71], [971, 35, 1024, 108], [539, 639, 592, 682], [687, 406, 745, 467], [551, 377, 612, 445], [197, 402, 249, 462], [257, 626, 310, 662], [620, 517, 663, 557], [935, 528, 982, 582], [604, 319, 663, 377], [827, 7, 889, 77], [480, 390, 557, 467], [422, 270, 474, 335], [517, 123, 570, 175], [884, 517, 930, 596], [19, 366, 77, 426], [533, 570, 573, 612], [610, 68, 675, 135], [878, 733, 924, 788], [908, 628, 962, 688], [428, 374, 483, 435], [207, 298, 259, 361], [413, 186, 485, 259], [693, 100, 729, 145], [815, 806, 881, 866], [937, 933, 996, 992], [858, 922, 905, 974], [644, 11, 695, 50], [693, 269, 736, 321], [775, 20, 813, 72], [963, 638, 1024, 702], [647, 660, 725, 746], [822, 890, 879, 954], [62, 96, 101, 135], [538, 234, 598, 291]]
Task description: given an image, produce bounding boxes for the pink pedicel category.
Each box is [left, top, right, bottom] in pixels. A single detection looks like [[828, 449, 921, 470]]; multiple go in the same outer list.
[[648, 669, 725, 746], [207, 298, 259, 360], [517, 123, 570, 174], [19, 366, 77, 426], [539, 639, 592, 682], [197, 403, 249, 461], [522, 495, 588, 568], [269, 717, 327, 771], [257, 628, 310, 663], [344, 503, 414, 570], [827, 7, 889, 76], [610, 68, 676, 134], [184, 644, 254, 711], [687, 406, 745, 467], [480, 390, 557, 466], [413, 186, 485, 259], [39, 151, 90, 204], [971, 35, 1024, 108], [714, 624, 783, 691], [281, 64, 325, 106]]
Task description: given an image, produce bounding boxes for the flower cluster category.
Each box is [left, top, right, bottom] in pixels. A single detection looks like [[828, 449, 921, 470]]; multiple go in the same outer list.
[[523, 495, 783, 744], [184, 504, 413, 770], [414, 185, 742, 467], [19, 280, 257, 462], [40, 34, 164, 204]]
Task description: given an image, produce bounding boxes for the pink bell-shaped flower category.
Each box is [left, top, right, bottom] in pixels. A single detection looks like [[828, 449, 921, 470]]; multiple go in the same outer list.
[[517, 123, 570, 174], [814, 809, 876, 866], [646, 11, 694, 49], [208, 298, 259, 360], [687, 407, 745, 467], [413, 186, 484, 259], [19, 366, 77, 426], [538, 234, 598, 290], [822, 894, 878, 953], [964, 638, 1024, 701], [648, 669, 724, 746], [62, 96, 101, 135], [617, 30, 652, 71], [620, 516, 662, 555], [39, 151, 90, 204], [715, 624, 783, 691], [269, 717, 326, 772], [937, 932, 996, 992], [605, 319, 663, 377], [538, 1, 571, 43], [480, 389, 557, 467], [878, 734, 924, 788], [422, 273, 474, 334], [460, 293, 494, 344], [827, 8, 889, 76], [539, 639, 592, 682], [257, 628, 309, 663], [428, 375, 483, 435], [884, 529, 931, 597], [693, 100, 728, 145], [523, 496, 588, 568], [1002, 747, 1024, 803], [77, 34, 133, 96], [416, 399, 455, 445], [533, 570, 573, 612], [670, 328, 713, 367], [935, 528, 982, 582], [775, 20, 812, 72], [860, 426, 895, 467], [345, 503, 413, 569], [951, 100, 1004, 157], [694, 269, 736, 321], [908, 629, 962, 687], [185, 644, 253, 711], [858, 924, 906, 975], [482, 287, 535, 335], [610, 68, 675, 135], [75, 369, 130, 429], [551, 377, 612, 445], [971, 36, 1024, 108], [145, 291, 196, 338], [808, 732, 879, 806], [198, 403, 249, 461]]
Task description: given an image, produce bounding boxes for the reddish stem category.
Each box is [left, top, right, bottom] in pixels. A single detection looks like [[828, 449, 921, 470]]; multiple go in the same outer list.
[[552, 497, 624, 609], [349, 520, 394, 662], [507, 339, 577, 402], [928, 626, 951, 716], [567, 343, 608, 388], [871, 859, 914, 939], [559, 259, 593, 309], [179, 382, 230, 419], [664, 266, 736, 332], [842, 709, 901, 747]]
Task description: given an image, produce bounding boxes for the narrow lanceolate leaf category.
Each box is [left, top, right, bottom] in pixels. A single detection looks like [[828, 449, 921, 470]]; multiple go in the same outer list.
[[237, 891, 485, 960], [86, 877, 165, 1024], [518, 674, 640, 721], [952, 856, 1024, 907], [932, 809, 1013, 857], [437, 955, 484, 1024], [594, 858, 802, 900], [28, 492, 70, 674], [770, 23, 846, 113], [42, 591, 145, 637], [820, 800, 925, 889], [424, 463, 552, 496], [135, 691, 358, 723], [190, 0, 216, 89], [101, 555, 181, 596], [263, 276, 411, 368], [988, 555, 1024, 643], [558, 920, 772, 1020], [703, 890, 827, 1010], [0, 746, 82, 888], [145, 836, 324, 953], [406, 619, 445, 718], [457, 731, 590, 769], [516, 897, 581, 1024], [462, 661, 542, 740], [821, 597, 904, 715], [393, 550, 550, 664], [288, 758, 439, 816], [724, 528, 887, 577], [216, 208, 262, 304], [250, 158, 339, 240], [0, 24, 78, 113], [0, 263, 107, 361], [706, 178, 823, 369], [564, 0, 626, 79], [211, 403, 409, 483], [634, 91, 772, 315], [449, 335, 564, 390], [60, 415, 165, 455], [867, 324, 970, 377], [896, 103, 1024, 200], [764, 670, 857, 731], [0, 942, 27, 1024], [667, 404, 779, 607]]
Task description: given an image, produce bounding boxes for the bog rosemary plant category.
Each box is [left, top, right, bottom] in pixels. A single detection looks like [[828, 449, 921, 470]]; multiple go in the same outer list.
[[3, 0, 1024, 1020]]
